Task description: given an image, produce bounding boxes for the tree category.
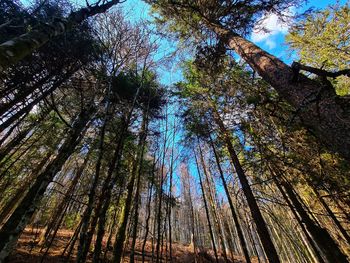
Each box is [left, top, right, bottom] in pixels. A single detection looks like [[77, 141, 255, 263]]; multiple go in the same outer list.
[[147, 0, 350, 160], [0, 101, 96, 261], [0, 0, 122, 70], [177, 62, 280, 262]]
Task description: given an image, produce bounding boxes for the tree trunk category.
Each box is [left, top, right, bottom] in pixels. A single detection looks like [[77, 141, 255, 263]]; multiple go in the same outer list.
[[141, 154, 156, 262], [0, 70, 75, 131], [208, 135, 252, 263], [197, 145, 228, 262], [0, 0, 122, 70], [270, 172, 324, 263], [130, 108, 150, 263], [221, 31, 350, 160], [210, 106, 280, 263], [75, 97, 113, 263], [307, 180, 350, 245], [0, 153, 51, 225], [0, 103, 95, 261], [272, 168, 348, 263], [156, 106, 168, 263], [112, 162, 137, 263], [194, 152, 219, 263]]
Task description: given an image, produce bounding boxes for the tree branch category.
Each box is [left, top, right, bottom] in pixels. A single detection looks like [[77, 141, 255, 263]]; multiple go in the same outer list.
[[292, 62, 350, 78]]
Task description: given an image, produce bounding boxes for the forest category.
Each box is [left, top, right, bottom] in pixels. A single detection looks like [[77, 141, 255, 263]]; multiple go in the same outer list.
[[0, 0, 349, 262]]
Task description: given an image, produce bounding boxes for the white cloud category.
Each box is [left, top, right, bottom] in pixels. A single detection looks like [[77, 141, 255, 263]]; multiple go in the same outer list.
[[251, 8, 294, 49], [265, 38, 277, 49]]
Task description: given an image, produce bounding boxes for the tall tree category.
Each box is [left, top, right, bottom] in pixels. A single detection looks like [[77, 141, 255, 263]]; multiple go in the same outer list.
[[148, 0, 350, 160]]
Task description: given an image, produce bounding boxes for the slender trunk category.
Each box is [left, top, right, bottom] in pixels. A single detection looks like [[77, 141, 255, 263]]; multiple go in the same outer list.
[[62, 218, 83, 258], [272, 168, 348, 263], [308, 181, 350, 245], [79, 122, 126, 263], [271, 172, 324, 263], [0, 153, 51, 225], [210, 107, 280, 263], [194, 152, 219, 263], [198, 145, 228, 262], [112, 161, 137, 263], [0, 112, 29, 147], [0, 104, 95, 261], [130, 108, 150, 263], [42, 151, 90, 254], [76, 97, 111, 263], [0, 72, 54, 117], [0, 71, 75, 131], [0, 125, 33, 162], [142, 155, 156, 262], [208, 135, 252, 263], [156, 106, 168, 263]]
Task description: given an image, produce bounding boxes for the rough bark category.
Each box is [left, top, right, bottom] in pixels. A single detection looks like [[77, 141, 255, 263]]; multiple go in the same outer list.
[[222, 31, 350, 160]]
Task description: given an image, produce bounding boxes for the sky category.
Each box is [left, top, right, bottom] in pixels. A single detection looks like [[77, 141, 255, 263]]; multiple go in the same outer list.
[[249, 0, 348, 62], [117, 0, 349, 84], [115, 0, 349, 197]]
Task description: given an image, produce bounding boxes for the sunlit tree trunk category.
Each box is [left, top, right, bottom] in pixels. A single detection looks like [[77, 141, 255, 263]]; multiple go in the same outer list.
[[197, 145, 228, 262], [0, 103, 95, 261], [156, 105, 168, 263], [209, 104, 280, 263], [219, 30, 350, 160], [208, 135, 252, 263], [271, 167, 348, 262], [141, 153, 157, 262]]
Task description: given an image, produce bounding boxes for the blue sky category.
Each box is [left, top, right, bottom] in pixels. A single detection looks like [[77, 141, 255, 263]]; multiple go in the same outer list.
[[117, 0, 348, 197], [118, 0, 349, 84], [249, 0, 348, 62]]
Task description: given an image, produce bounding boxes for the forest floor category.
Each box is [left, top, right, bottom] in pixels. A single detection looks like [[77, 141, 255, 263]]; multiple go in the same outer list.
[[7, 228, 254, 263]]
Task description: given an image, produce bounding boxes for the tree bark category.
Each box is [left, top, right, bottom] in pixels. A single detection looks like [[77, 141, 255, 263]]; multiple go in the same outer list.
[[112, 161, 137, 263], [130, 107, 150, 263], [141, 154, 156, 262], [197, 145, 229, 262], [221, 31, 350, 160]]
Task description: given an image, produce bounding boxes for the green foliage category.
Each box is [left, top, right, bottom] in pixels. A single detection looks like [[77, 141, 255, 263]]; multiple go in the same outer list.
[[286, 3, 350, 95]]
